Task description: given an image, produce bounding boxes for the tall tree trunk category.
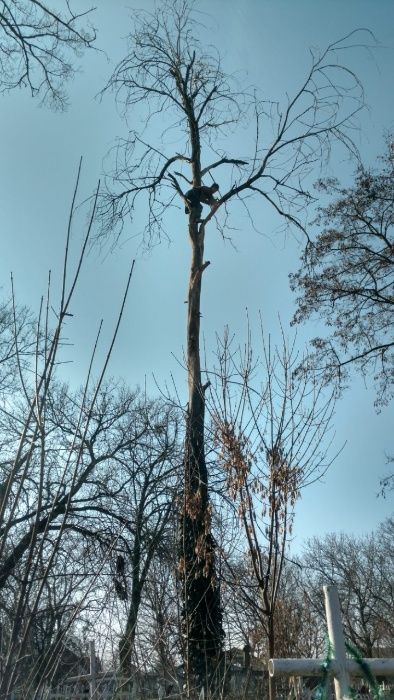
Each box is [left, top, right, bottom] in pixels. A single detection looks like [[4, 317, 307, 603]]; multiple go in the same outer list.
[[179, 213, 223, 695], [268, 616, 276, 700], [118, 523, 144, 692], [118, 588, 140, 692]]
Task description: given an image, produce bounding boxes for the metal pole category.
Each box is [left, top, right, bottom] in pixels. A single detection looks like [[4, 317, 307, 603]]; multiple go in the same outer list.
[[324, 585, 351, 700]]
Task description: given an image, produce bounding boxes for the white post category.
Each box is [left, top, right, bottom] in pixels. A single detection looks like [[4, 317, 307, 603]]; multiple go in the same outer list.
[[89, 640, 97, 699], [269, 585, 394, 697], [324, 585, 350, 700]]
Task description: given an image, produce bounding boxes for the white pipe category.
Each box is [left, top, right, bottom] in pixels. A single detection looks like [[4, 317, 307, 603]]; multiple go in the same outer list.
[[268, 658, 394, 678], [324, 585, 351, 700], [268, 658, 330, 677]]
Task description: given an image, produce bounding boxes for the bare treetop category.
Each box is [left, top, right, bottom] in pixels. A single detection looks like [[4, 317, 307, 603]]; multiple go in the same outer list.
[[105, 0, 241, 132], [0, 0, 96, 109], [99, 0, 369, 247]]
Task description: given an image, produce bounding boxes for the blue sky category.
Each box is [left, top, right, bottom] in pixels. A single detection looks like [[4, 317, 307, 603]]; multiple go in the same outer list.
[[0, 0, 393, 549]]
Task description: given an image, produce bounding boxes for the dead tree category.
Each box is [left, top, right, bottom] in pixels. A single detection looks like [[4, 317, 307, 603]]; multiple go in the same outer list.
[[99, 1, 367, 692], [0, 0, 96, 109]]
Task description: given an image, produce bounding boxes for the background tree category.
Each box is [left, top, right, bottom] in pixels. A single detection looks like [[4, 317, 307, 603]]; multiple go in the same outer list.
[[300, 519, 394, 658], [0, 298, 34, 393], [0, 170, 137, 698], [139, 550, 183, 689], [105, 395, 181, 688], [267, 564, 325, 661], [0, 0, 96, 109], [0, 374, 180, 696], [100, 0, 366, 691], [209, 329, 335, 700], [224, 558, 325, 663], [290, 140, 394, 409], [1, 540, 93, 695]]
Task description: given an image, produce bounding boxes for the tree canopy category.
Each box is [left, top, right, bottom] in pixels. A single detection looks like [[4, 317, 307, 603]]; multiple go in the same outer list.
[[0, 0, 96, 108], [99, 0, 367, 248], [291, 140, 394, 408]]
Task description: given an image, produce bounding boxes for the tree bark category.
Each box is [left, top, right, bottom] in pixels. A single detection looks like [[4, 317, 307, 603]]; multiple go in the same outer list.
[[179, 212, 224, 695], [268, 616, 276, 700], [118, 591, 140, 688]]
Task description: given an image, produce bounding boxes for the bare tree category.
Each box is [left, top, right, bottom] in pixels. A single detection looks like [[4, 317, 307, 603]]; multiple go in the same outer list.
[[301, 520, 394, 659], [0, 376, 182, 696], [0, 539, 92, 693], [103, 395, 181, 688], [222, 555, 325, 664], [0, 165, 136, 698], [0, 299, 34, 393], [290, 139, 394, 409], [209, 328, 336, 700], [99, 0, 366, 690], [0, 0, 96, 109], [139, 550, 182, 688]]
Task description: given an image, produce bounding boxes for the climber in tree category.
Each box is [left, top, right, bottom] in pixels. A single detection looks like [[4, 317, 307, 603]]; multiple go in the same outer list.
[[184, 183, 219, 217]]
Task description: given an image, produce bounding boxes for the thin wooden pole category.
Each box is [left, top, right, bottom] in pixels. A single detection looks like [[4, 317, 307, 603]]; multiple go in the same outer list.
[[89, 640, 97, 699]]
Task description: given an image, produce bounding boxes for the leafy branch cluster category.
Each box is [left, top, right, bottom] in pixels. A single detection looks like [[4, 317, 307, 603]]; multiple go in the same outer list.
[[291, 140, 394, 407]]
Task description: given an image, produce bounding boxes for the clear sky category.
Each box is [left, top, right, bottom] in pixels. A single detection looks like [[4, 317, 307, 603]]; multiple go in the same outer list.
[[1, 0, 393, 550]]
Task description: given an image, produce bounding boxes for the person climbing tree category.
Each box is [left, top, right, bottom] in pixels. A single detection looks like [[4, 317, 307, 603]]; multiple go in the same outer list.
[[184, 183, 220, 217]]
